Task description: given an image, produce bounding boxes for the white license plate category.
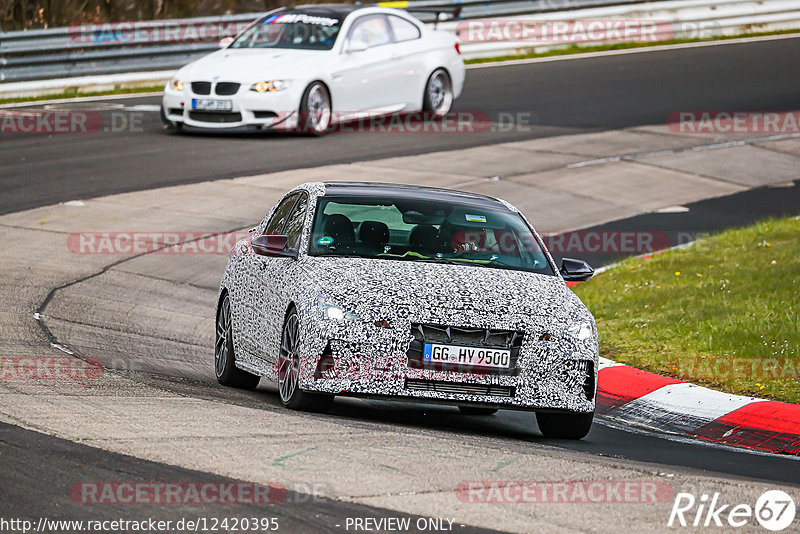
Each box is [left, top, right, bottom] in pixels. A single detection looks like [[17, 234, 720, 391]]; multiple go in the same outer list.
[[423, 343, 511, 369], [192, 98, 232, 111]]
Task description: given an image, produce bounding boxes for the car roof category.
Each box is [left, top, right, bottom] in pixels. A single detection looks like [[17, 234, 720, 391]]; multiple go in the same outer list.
[[320, 182, 509, 208], [289, 4, 371, 18]]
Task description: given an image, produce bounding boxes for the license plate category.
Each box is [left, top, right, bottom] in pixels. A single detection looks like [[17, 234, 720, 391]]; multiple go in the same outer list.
[[423, 343, 511, 369], [192, 98, 232, 111]]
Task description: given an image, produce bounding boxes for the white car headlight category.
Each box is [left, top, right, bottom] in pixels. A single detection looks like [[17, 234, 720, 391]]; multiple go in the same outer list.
[[567, 322, 594, 341], [251, 80, 292, 93], [169, 78, 183, 91], [317, 293, 359, 322]]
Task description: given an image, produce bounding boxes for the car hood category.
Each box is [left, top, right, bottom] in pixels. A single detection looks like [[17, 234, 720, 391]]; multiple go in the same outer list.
[[178, 48, 322, 82], [304, 256, 590, 328]]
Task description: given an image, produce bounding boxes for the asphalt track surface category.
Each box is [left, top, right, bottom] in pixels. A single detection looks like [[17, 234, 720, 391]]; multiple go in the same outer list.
[[2, 36, 800, 528], [2, 36, 800, 214], [0, 421, 504, 534]]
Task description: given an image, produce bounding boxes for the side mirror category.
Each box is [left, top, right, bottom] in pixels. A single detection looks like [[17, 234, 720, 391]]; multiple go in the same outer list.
[[346, 40, 368, 53], [219, 36, 234, 48], [560, 258, 594, 282], [252, 234, 296, 258]]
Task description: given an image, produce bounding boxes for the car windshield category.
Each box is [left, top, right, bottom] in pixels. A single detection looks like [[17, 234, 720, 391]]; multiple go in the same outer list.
[[308, 195, 556, 275], [231, 12, 342, 50]]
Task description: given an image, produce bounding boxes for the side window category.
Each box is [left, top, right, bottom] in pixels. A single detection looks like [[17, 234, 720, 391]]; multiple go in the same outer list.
[[283, 194, 308, 251], [388, 15, 420, 42], [263, 194, 298, 235], [348, 15, 391, 49]]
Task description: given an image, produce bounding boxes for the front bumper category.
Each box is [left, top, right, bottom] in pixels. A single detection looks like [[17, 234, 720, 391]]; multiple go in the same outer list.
[[162, 83, 304, 129], [298, 321, 598, 414]]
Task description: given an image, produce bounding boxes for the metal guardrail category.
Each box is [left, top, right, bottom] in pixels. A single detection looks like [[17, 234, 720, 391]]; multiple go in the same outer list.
[[0, 13, 260, 82], [1, 0, 799, 83]]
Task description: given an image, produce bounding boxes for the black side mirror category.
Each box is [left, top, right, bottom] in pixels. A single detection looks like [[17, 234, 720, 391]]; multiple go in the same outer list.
[[251, 234, 297, 258], [560, 258, 594, 282]]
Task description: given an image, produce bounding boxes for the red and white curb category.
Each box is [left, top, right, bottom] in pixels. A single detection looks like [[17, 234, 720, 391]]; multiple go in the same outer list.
[[597, 358, 800, 456]]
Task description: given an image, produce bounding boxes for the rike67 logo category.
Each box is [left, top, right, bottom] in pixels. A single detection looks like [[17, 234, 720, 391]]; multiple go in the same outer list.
[[668, 490, 796, 531]]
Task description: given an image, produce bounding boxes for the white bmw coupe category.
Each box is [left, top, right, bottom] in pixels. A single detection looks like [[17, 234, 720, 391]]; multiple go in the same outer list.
[[161, 4, 465, 134]]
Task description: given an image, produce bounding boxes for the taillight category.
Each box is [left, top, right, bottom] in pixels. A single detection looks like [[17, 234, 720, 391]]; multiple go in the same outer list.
[[454, 42, 461, 55]]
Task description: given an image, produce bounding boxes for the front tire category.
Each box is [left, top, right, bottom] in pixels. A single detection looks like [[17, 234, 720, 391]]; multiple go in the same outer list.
[[298, 82, 331, 136], [215, 293, 260, 389], [422, 68, 453, 117], [277, 309, 334, 412], [536, 411, 594, 439]]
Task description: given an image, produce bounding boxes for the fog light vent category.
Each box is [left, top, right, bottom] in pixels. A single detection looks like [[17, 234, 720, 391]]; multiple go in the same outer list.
[[314, 342, 335, 379]]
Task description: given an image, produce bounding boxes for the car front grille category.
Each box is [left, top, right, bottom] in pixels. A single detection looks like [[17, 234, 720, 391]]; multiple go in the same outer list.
[[188, 111, 242, 123], [215, 82, 241, 96], [412, 323, 524, 347], [407, 323, 524, 375], [405, 379, 515, 398], [191, 81, 211, 95]]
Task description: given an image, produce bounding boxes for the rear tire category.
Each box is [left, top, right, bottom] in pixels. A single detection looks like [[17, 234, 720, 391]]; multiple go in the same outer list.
[[422, 68, 453, 117], [277, 308, 334, 412], [458, 406, 498, 416], [215, 293, 260, 389], [536, 411, 594, 439]]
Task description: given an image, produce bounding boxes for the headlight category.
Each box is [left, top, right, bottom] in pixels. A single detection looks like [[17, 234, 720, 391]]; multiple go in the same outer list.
[[325, 306, 345, 321], [567, 322, 594, 341], [169, 79, 183, 91], [251, 80, 292, 93], [317, 293, 360, 322]]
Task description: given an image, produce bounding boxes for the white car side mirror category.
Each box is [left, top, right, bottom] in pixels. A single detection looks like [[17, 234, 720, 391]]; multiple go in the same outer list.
[[219, 36, 234, 48], [347, 40, 368, 53]]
